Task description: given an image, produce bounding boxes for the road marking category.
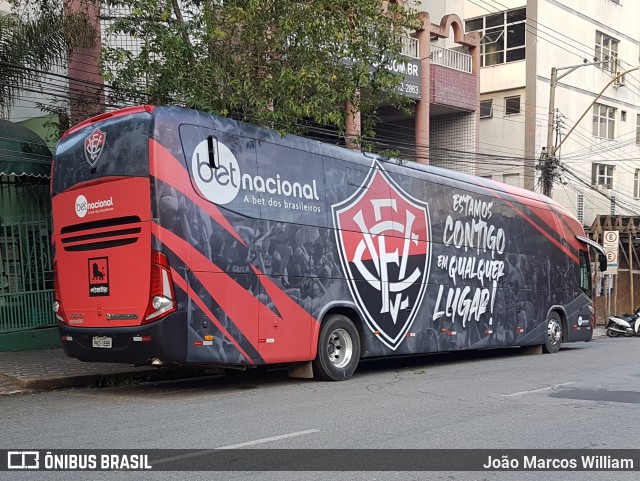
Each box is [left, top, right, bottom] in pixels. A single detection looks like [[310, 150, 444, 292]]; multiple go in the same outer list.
[[503, 382, 576, 398], [217, 429, 320, 449], [152, 429, 320, 466]]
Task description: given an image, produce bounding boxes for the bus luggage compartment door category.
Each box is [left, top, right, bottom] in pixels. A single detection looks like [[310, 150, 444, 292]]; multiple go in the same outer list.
[[258, 274, 313, 364], [186, 271, 259, 365]]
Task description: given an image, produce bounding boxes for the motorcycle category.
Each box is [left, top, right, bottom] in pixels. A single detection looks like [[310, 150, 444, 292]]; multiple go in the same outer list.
[[606, 307, 640, 337]]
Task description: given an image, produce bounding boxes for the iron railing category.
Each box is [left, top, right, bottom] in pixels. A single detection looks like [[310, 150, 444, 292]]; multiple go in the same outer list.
[[430, 44, 472, 73], [399, 35, 419, 59]]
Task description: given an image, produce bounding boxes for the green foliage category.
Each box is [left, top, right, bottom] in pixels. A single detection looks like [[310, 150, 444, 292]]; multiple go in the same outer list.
[[0, 5, 96, 119], [102, 0, 421, 135]]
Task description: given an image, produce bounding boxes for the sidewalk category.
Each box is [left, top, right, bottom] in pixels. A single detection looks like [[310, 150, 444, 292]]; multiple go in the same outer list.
[[0, 327, 610, 396], [0, 348, 210, 396]]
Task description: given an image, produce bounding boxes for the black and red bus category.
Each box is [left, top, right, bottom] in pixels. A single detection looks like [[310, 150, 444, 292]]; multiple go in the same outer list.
[[51, 105, 606, 380]]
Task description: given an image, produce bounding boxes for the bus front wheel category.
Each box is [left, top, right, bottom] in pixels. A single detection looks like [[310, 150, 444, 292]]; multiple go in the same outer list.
[[543, 312, 563, 354], [313, 314, 360, 381]]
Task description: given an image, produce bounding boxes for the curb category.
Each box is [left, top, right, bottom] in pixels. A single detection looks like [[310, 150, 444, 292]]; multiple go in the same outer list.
[[0, 329, 611, 396], [0, 374, 31, 396], [1, 366, 212, 393]]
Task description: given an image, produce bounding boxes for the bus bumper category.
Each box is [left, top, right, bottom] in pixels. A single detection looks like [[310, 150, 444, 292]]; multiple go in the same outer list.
[[58, 314, 187, 365]]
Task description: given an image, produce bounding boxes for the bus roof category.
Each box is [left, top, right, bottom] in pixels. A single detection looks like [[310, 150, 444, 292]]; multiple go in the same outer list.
[[65, 105, 578, 223]]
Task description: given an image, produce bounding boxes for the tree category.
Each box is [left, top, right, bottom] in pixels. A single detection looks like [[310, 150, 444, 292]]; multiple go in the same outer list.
[[102, 0, 421, 136], [0, 3, 96, 119]]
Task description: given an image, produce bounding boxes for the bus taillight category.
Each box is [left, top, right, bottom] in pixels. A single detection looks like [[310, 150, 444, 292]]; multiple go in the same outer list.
[[53, 260, 67, 324], [144, 251, 176, 323]]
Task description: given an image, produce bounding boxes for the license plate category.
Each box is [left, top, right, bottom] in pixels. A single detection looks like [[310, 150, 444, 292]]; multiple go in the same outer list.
[[92, 336, 112, 349]]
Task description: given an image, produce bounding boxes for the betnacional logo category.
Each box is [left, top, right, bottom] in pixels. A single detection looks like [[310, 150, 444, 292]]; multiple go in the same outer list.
[[190, 138, 320, 209], [84, 128, 106, 167], [332, 161, 431, 350], [191, 138, 241, 205], [75, 195, 114, 218], [88, 257, 109, 297]]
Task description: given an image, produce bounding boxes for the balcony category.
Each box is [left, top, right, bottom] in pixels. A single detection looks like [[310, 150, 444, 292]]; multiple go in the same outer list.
[[429, 45, 472, 73], [399, 35, 419, 59]]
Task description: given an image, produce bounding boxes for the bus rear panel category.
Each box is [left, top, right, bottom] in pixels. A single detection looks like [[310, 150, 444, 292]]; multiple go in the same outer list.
[[53, 107, 187, 364]]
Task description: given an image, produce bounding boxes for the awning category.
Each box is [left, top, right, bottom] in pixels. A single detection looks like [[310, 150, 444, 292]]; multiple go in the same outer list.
[[0, 119, 52, 178]]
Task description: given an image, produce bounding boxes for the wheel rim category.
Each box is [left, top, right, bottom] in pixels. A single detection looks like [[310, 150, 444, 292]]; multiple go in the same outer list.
[[326, 328, 353, 369], [547, 319, 561, 345]]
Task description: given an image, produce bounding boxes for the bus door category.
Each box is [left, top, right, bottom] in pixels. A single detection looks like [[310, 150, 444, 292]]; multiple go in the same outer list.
[[253, 142, 322, 364]]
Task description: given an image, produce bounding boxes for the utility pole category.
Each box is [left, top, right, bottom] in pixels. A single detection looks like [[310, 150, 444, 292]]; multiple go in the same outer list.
[[541, 60, 610, 197]]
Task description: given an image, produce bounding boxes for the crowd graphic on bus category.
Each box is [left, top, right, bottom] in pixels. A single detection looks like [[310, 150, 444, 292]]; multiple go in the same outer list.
[[153, 120, 584, 359], [157, 179, 345, 360], [50, 107, 594, 373], [158, 168, 581, 357]]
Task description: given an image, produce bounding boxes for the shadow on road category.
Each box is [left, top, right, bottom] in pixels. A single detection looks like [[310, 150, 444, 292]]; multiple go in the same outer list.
[[90, 343, 592, 397]]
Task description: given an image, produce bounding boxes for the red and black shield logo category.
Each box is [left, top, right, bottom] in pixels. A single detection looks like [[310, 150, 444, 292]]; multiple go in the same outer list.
[[332, 161, 431, 350], [88, 257, 109, 297], [84, 128, 106, 167]]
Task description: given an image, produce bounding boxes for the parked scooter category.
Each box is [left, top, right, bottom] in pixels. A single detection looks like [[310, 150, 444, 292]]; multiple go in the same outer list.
[[606, 307, 640, 337]]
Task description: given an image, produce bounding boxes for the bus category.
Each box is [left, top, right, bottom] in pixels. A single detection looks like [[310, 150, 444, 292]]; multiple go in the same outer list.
[[51, 105, 606, 381]]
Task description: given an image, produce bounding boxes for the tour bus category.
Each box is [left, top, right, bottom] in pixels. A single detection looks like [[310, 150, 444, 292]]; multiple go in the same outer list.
[[51, 105, 606, 381]]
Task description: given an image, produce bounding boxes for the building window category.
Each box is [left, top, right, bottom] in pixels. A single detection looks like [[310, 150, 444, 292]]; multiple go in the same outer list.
[[592, 163, 614, 188], [465, 8, 526, 67], [595, 31, 619, 72], [636, 114, 640, 145], [505, 96, 521, 115], [480, 99, 493, 118], [621, 111, 627, 121], [593, 103, 615, 139], [503, 174, 520, 187], [635, 170, 640, 198]]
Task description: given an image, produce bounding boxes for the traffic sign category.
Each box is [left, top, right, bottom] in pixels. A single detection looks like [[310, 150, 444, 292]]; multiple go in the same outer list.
[[603, 230, 619, 274]]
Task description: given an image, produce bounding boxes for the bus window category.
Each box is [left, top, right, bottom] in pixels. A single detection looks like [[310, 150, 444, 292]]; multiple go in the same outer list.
[[53, 111, 151, 195]]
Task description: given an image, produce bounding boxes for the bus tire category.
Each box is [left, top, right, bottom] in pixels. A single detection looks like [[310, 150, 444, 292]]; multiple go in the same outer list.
[[542, 312, 562, 354], [313, 314, 360, 381]]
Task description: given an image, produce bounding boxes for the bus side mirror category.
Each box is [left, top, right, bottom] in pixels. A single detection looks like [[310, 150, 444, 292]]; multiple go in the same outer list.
[[207, 135, 219, 169], [599, 253, 607, 272]]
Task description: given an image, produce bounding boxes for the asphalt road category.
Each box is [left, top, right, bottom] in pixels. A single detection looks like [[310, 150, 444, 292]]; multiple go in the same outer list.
[[2, 335, 640, 481]]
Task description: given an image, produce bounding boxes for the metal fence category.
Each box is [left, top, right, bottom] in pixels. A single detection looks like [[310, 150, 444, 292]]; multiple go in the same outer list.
[[429, 44, 472, 73], [0, 179, 55, 333]]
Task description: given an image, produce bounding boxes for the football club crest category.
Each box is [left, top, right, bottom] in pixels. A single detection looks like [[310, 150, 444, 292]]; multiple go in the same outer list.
[[84, 128, 106, 167], [332, 161, 431, 350]]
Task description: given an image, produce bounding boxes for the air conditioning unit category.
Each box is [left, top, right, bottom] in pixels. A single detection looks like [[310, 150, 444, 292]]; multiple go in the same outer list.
[[613, 73, 625, 87]]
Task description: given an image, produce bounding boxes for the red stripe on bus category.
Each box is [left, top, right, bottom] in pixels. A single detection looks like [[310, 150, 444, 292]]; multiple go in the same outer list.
[[476, 179, 585, 254], [481, 189, 579, 264], [171, 269, 255, 365], [149, 139, 245, 245], [159, 224, 316, 363], [251, 264, 321, 357]]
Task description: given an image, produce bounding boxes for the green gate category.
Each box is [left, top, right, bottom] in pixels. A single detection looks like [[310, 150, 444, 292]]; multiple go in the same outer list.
[[0, 176, 55, 334]]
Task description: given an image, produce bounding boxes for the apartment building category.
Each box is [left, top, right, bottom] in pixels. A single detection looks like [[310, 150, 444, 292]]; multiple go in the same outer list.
[[425, 0, 640, 229]]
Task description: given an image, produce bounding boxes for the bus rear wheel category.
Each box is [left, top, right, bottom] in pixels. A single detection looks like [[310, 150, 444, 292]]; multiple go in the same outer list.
[[543, 312, 563, 354], [313, 314, 360, 381]]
